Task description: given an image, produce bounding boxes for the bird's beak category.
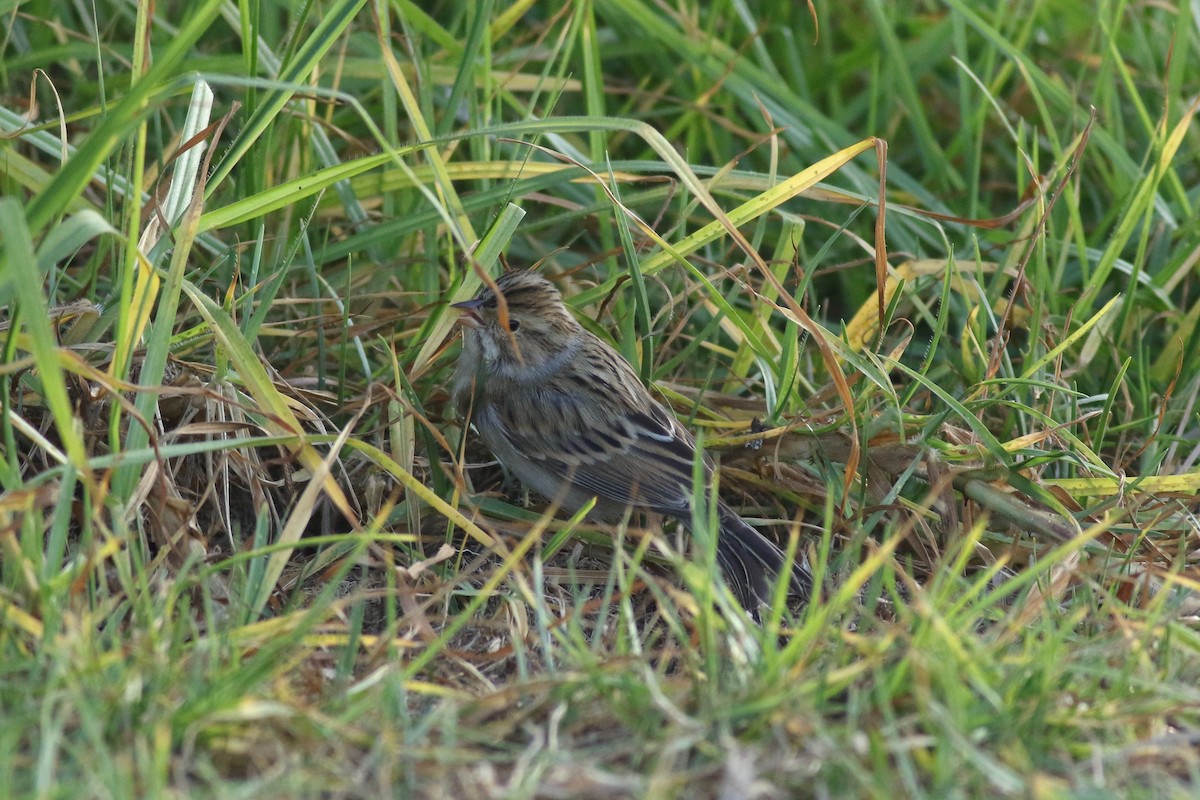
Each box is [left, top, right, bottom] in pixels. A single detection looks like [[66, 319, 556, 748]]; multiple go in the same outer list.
[[451, 297, 485, 328]]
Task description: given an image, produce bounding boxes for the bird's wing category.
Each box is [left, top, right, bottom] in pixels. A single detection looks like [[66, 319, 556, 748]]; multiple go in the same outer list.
[[482, 378, 708, 516]]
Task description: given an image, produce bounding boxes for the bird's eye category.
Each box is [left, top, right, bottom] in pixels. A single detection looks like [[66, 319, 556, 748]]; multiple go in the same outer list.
[[506, 319, 520, 332]]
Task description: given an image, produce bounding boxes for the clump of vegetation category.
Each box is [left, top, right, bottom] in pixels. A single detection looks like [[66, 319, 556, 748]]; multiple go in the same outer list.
[[1, 2, 1197, 797]]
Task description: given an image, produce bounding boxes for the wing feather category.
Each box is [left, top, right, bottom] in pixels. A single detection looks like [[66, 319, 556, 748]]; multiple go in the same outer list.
[[483, 349, 708, 516]]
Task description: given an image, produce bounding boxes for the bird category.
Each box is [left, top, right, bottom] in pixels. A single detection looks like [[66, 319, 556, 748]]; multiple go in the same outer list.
[[450, 268, 811, 618]]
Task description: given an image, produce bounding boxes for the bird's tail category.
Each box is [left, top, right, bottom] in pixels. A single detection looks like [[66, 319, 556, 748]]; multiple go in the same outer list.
[[713, 502, 813, 618]]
